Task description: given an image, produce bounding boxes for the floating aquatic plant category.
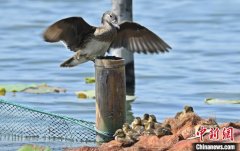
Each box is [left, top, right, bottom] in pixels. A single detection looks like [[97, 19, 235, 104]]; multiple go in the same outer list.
[[205, 98, 240, 104], [18, 144, 51, 151], [0, 87, 6, 96], [0, 84, 66, 94], [75, 90, 136, 101], [85, 77, 95, 84]]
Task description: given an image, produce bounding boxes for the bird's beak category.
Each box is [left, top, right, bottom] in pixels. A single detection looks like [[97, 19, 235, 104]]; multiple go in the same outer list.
[[114, 24, 120, 29], [112, 20, 120, 29]]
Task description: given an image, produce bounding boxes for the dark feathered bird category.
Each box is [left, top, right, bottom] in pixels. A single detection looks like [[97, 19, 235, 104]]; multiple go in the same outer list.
[[43, 11, 171, 67]]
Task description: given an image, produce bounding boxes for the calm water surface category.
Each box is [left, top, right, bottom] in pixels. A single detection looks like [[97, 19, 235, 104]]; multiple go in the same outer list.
[[0, 0, 240, 150]]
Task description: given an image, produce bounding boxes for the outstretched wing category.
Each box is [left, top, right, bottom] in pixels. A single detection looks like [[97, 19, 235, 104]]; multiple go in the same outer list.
[[43, 17, 96, 51], [110, 22, 171, 54]]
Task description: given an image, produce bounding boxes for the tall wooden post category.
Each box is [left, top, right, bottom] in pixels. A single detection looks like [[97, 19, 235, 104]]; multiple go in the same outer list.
[[95, 56, 126, 142], [112, 0, 135, 95]]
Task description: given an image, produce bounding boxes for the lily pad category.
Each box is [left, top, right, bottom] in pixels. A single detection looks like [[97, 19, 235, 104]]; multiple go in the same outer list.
[[22, 84, 66, 94], [75, 90, 136, 101], [0, 84, 38, 92], [0, 84, 66, 94], [126, 95, 137, 101], [85, 77, 95, 84], [75, 90, 95, 99], [0, 87, 6, 96], [18, 144, 51, 151], [205, 98, 240, 104]]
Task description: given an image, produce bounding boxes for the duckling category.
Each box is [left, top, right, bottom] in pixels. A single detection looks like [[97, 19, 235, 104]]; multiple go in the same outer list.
[[131, 117, 144, 134], [122, 123, 132, 133], [154, 127, 172, 137], [149, 115, 157, 122], [122, 123, 140, 141], [154, 127, 166, 137], [183, 105, 194, 113], [114, 129, 126, 141], [147, 115, 162, 129], [175, 106, 194, 119], [163, 123, 172, 130], [126, 131, 141, 141], [113, 129, 135, 146], [132, 117, 142, 127], [142, 122, 155, 136], [141, 113, 149, 126], [163, 124, 172, 135]]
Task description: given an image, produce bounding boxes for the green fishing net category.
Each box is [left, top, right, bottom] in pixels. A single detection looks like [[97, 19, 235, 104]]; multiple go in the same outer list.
[[0, 99, 97, 142]]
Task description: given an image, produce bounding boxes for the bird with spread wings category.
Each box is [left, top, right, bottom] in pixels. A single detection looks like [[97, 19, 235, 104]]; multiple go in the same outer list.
[[43, 11, 171, 67]]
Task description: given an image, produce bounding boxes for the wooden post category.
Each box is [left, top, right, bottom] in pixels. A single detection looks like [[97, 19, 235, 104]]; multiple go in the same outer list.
[[95, 56, 126, 142], [112, 0, 135, 95]]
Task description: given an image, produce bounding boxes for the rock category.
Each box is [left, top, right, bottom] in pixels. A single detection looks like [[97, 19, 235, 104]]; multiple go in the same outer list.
[[64, 146, 98, 151], [164, 112, 202, 136], [99, 140, 124, 150], [169, 138, 199, 151], [178, 124, 195, 139], [219, 122, 240, 129], [132, 135, 181, 150]]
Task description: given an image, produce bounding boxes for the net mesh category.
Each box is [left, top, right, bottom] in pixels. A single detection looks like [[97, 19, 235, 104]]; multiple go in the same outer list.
[[0, 99, 97, 142]]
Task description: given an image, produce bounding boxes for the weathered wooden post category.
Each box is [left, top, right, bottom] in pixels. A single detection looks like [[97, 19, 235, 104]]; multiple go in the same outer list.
[[112, 0, 135, 95], [95, 56, 126, 142]]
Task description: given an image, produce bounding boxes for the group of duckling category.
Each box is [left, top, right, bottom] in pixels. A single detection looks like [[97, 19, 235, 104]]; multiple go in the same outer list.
[[113, 114, 172, 144]]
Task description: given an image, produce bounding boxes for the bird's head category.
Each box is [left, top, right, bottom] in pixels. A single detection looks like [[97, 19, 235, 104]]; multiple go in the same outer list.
[[183, 105, 194, 113], [133, 117, 142, 125], [102, 11, 120, 29], [122, 123, 131, 132], [113, 129, 125, 137], [148, 115, 157, 123], [143, 113, 149, 120]]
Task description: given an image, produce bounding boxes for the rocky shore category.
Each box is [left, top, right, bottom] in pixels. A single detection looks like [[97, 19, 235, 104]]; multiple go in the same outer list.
[[65, 106, 240, 151]]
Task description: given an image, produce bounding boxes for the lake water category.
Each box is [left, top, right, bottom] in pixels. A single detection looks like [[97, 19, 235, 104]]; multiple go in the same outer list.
[[0, 0, 240, 150]]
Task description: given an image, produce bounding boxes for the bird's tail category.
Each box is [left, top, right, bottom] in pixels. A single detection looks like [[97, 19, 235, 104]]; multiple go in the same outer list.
[[60, 56, 89, 67]]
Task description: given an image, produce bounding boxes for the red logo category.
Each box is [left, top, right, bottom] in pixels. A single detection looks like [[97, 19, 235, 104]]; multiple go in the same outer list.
[[209, 127, 220, 140], [196, 126, 234, 142], [222, 127, 234, 141], [196, 126, 207, 142]]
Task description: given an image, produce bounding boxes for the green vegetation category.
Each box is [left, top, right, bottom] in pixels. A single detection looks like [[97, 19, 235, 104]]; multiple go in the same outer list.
[[18, 144, 51, 151], [0, 87, 6, 96], [75, 90, 136, 101], [85, 77, 95, 84], [75, 90, 95, 99], [205, 98, 240, 104], [0, 84, 66, 94], [0, 84, 38, 92]]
